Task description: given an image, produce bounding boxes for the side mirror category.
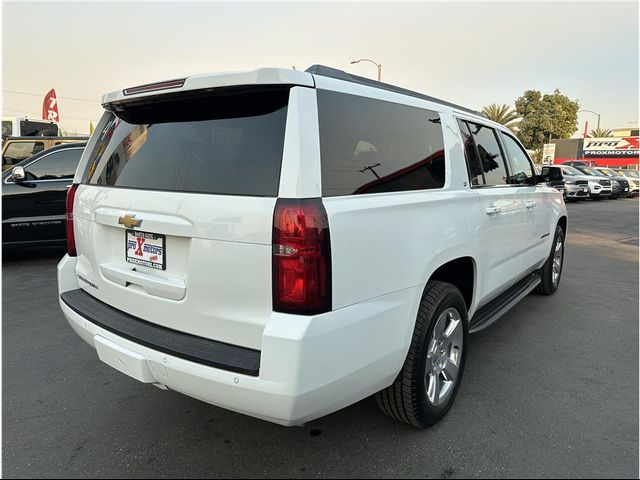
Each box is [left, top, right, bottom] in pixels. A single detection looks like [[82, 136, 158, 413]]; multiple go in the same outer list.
[[536, 174, 549, 184], [11, 166, 25, 182]]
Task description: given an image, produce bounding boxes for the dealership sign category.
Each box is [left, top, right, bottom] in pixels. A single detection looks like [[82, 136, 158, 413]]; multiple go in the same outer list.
[[582, 137, 639, 157], [542, 143, 556, 165]]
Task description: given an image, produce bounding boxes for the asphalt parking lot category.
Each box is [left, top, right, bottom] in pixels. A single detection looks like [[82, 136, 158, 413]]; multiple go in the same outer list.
[[2, 197, 638, 479]]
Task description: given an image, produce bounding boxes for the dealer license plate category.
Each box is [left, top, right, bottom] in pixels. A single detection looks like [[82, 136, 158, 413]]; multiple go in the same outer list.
[[125, 230, 166, 270]]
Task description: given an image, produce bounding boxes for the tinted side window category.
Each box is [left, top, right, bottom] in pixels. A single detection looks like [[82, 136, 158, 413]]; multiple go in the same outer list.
[[25, 148, 83, 180], [317, 90, 446, 197], [500, 132, 534, 185], [467, 122, 508, 186], [2, 121, 12, 137], [457, 119, 484, 185]]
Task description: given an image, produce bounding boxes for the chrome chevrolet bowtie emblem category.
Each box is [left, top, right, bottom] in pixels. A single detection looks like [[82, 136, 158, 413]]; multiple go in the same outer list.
[[118, 214, 142, 229]]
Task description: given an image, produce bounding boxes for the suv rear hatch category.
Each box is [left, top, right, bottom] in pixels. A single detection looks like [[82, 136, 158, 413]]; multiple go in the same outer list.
[[72, 86, 291, 350]]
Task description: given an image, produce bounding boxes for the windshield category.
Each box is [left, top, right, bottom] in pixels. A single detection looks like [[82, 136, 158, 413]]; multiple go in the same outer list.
[[560, 166, 583, 176], [595, 168, 616, 177], [579, 167, 604, 177], [618, 170, 638, 178]]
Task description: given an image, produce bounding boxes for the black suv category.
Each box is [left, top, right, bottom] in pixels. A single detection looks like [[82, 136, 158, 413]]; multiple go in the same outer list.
[[2, 142, 86, 248]]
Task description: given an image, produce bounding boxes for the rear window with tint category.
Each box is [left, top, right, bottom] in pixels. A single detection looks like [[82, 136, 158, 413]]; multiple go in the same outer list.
[[82, 87, 289, 197], [20, 121, 59, 136], [317, 90, 446, 197]]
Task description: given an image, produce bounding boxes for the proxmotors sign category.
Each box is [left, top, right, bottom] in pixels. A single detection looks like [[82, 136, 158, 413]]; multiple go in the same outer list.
[[582, 137, 639, 157]]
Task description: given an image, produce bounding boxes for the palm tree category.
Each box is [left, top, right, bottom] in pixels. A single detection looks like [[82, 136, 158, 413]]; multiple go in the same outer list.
[[588, 127, 612, 138], [481, 103, 520, 131]]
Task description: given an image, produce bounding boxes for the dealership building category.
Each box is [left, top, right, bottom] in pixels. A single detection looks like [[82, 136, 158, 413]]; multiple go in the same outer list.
[[547, 129, 639, 168]]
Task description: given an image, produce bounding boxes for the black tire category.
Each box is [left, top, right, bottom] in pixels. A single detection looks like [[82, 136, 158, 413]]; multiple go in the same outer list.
[[535, 224, 565, 295], [375, 281, 468, 428]]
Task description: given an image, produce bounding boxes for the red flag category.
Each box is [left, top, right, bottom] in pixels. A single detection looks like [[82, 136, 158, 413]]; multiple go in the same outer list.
[[42, 89, 59, 121], [582, 120, 589, 139]]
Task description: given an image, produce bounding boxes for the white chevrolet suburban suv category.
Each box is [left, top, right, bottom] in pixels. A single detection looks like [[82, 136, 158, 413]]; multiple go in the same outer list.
[[58, 65, 567, 428]]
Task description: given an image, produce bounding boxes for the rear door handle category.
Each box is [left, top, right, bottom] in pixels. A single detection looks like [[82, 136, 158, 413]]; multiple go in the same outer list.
[[525, 200, 537, 209], [485, 206, 501, 216]]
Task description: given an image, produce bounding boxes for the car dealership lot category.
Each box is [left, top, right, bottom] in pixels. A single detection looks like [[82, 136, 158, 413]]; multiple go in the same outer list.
[[3, 198, 638, 479]]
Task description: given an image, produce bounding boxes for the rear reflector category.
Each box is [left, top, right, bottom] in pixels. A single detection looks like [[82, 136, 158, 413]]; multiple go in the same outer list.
[[272, 198, 331, 315], [66, 184, 79, 256]]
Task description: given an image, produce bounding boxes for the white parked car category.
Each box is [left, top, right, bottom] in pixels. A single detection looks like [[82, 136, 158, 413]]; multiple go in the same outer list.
[[614, 169, 640, 196], [545, 165, 609, 200], [58, 66, 568, 428]]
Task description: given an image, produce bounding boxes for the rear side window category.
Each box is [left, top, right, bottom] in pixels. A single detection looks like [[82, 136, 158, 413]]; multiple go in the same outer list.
[[457, 120, 509, 186], [317, 90, 445, 197], [82, 88, 289, 197]]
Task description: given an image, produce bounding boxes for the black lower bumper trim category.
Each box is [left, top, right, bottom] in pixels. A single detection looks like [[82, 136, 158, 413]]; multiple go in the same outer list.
[[60, 289, 260, 377]]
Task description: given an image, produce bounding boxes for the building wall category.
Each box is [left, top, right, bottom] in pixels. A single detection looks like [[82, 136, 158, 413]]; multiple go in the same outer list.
[[612, 128, 640, 137], [550, 138, 582, 159]]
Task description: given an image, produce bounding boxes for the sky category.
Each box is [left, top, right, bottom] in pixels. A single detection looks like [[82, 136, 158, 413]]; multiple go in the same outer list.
[[2, 1, 639, 136]]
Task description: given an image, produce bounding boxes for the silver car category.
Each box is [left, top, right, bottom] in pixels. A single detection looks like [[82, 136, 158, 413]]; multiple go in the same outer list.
[[541, 165, 592, 201]]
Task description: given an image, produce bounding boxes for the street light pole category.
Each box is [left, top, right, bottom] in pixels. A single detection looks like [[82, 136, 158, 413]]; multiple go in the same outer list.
[[350, 58, 382, 81], [579, 109, 601, 130]]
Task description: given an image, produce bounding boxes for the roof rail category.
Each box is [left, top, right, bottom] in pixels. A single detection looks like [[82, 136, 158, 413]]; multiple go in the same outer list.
[[305, 65, 479, 116]]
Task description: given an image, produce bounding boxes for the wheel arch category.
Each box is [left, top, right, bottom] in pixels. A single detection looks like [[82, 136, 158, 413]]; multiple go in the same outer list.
[[557, 215, 567, 236], [427, 256, 476, 313]]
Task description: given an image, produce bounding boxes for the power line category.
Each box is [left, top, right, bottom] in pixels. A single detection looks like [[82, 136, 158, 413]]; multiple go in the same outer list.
[[2, 109, 98, 123], [3, 90, 99, 104]]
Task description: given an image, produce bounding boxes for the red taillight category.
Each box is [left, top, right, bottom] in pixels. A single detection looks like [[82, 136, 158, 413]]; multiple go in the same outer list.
[[272, 198, 331, 315], [66, 184, 79, 257]]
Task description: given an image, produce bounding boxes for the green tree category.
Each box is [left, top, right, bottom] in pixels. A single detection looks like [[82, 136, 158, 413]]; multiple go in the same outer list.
[[515, 89, 580, 158], [588, 127, 612, 138], [481, 103, 520, 131]]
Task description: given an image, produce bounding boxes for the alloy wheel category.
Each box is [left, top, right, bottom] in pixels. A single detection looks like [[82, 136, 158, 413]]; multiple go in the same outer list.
[[424, 308, 463, 407]]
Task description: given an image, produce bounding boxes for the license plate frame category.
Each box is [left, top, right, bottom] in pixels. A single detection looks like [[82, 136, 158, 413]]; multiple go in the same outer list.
[[125, 229, 166, 270]]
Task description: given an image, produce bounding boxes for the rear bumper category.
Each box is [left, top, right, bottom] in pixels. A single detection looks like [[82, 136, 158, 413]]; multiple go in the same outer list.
[[60, 289, 261, 376], [57, 255, 418, 426]]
